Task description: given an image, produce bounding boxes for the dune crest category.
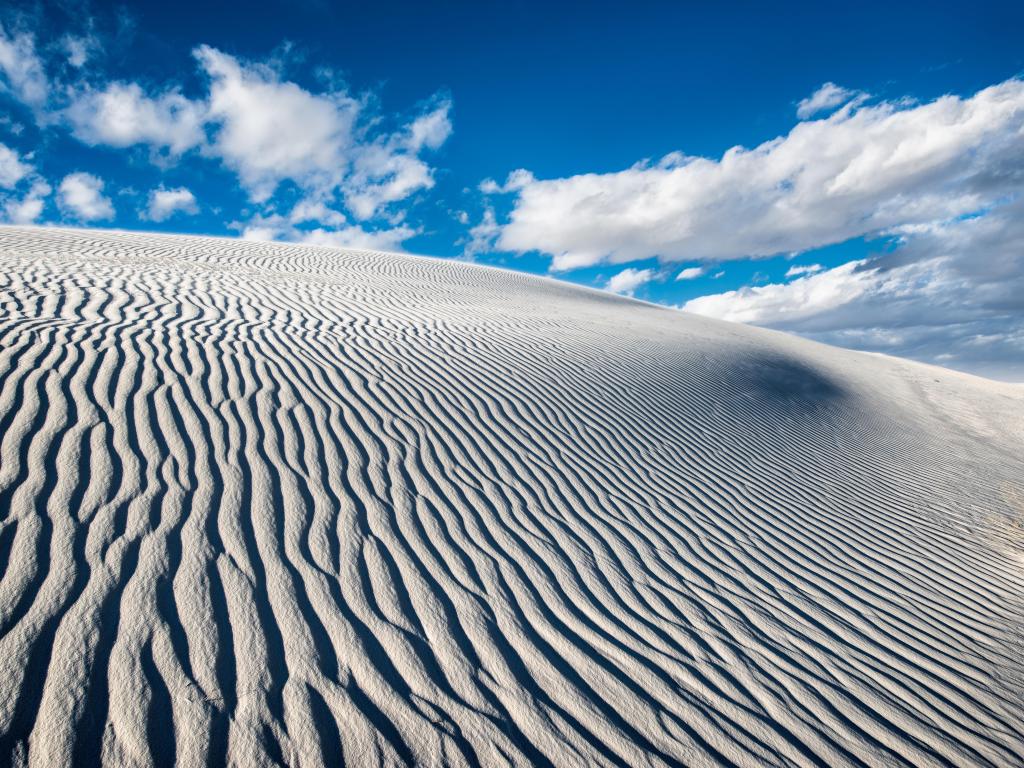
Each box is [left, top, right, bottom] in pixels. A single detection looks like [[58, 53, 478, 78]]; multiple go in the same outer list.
[[0, 227, 1022, 767]]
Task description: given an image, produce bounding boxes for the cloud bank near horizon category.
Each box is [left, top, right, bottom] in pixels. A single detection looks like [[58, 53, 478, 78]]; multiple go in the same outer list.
[[479, 79, 1024, 379]]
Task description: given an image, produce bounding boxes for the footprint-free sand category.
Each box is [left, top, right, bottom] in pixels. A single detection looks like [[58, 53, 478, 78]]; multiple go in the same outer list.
[[1, 227, 1022, 767]]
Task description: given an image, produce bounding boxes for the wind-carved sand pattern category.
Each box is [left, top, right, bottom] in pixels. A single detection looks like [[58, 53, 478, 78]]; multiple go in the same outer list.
[[1, 226, 1023, 768]]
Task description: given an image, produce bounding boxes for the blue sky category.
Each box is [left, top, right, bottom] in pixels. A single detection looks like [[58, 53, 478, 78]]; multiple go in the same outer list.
[[1, 1, 1023, 378]]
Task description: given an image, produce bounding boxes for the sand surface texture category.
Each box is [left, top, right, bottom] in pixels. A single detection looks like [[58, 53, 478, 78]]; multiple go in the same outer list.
[[1, 227, 1023, 767]]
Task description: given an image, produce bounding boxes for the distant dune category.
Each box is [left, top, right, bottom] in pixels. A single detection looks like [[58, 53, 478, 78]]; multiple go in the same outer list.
[[1, 226, 1022, 767]]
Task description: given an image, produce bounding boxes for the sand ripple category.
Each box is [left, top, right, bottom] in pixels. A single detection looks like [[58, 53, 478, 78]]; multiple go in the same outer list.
[[1, 227, 1022, 767]]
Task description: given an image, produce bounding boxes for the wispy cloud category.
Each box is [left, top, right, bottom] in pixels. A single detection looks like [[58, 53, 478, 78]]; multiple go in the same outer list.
[[0, 142, 31, 188], [237, 208, 415, 252], [0, 142, 48, 223], [463, 206, 500, 258], [676, 266, 705, 281], [785, 263, 823, 278], [0, 23, 48, 109], [796, 82, 862, 119]]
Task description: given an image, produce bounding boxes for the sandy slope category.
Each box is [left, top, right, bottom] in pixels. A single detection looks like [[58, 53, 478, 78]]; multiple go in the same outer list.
[[0, 227, 1022, 768]]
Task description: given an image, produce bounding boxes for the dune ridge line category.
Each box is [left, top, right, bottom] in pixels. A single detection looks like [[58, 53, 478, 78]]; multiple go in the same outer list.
[[0, 226, 1022, 767]]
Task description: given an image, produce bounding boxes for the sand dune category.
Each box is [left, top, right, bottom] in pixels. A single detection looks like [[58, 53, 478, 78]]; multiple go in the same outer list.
[[0, 226, 1022, 767]]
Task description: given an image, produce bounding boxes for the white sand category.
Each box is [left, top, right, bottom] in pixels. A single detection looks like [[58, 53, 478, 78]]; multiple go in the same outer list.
[[0, 226, 1022, 767]]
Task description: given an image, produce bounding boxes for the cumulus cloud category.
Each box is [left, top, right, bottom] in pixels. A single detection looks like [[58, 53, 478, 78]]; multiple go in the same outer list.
[[606, 267, 655, 296], [58, 172, 114, 220], [1, 27, 451, 239], [192, 45, 449, 218], [67, 82, 206, 155], [676, 266, 705, 280], [496, 78, 1024, 271], [144, 186, 198, 221], [0, 143, 49, 223], [195, 45, 360, 201], [0, 24, 48, 108], [0, 143, 31, 188], [4, 180, 50, 223], [56, 42, 451, 226], [288, 198, 346, 227], [796, 82, 860, 119]]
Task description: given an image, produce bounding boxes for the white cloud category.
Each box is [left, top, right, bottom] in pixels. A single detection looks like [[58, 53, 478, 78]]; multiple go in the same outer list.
[[606, 267, 655, 296], [194, 46, 449, 216], [480, 168, 535, 195], [58, 172, 114, 220], [796, 82, 860, 119], [195, 45, 361, 201], [67, 82, 206, 155], [61, 33, 100, 68], [785, 263, 823, 278], [0, 24, 48, 108], [676, 266, 705, 280], [343, 100, 452, 220], [0, 143, 48, 223], [288, 198, 346, 227], [496, 78, 1024, 271], [684, 260, 876, 324], [236, 210, 416, 252], [236, 224, 279, 242], [4, 179, 50, 224], [2, 34, 449, 233], [297, 224, 415, 251], [683, 199, 1024, 380], [344, 141, 434, 220], [406, 101, 453, 151], [0, 143, 31, 188], [463, 207, 500, 258], [145, 186, 198, 221], [53, 43, 451, 220]]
